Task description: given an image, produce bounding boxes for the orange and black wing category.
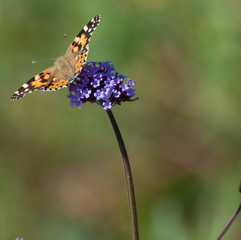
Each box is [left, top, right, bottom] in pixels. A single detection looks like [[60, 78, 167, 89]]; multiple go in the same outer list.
[[11, 66, 55, 100], [42, 70, 70, 91], [65, 15, 101, 75]]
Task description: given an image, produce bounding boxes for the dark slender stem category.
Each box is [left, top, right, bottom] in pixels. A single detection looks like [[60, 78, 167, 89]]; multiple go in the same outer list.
[[106, 109, 139, 240], [217, 203, 241, 240]]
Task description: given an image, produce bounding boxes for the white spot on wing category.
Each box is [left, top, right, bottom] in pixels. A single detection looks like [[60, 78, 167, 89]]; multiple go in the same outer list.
[[23, 83, 28, 88], [83, 25, 88, 31]]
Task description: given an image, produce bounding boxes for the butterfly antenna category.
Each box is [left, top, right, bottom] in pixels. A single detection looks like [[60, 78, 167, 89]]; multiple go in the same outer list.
[[57, 33, 67, 56], [32, 34, 66, 64], [32, 58, 55, 64]]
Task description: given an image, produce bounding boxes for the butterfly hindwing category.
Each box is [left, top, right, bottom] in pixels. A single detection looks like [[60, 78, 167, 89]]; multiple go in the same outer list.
[[67, 50, 88, 76], [11, 66, 55, 100], [43, 70, 70, 91]]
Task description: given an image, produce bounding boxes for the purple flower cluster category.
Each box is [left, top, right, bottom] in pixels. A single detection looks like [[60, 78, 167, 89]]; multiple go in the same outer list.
[[68, 62, 138, 110], [15, 238, 24, 240]]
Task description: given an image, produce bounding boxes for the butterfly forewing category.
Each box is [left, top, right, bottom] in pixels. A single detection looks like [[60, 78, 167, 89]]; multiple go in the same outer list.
[[11, 66, 55, 100], [64, 14, 101, 76], [65, 14, 101, 57], [11, 14, 101, 100]]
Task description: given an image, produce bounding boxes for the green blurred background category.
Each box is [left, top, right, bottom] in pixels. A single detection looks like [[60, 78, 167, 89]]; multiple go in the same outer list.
[[1, 0, 241, 239]]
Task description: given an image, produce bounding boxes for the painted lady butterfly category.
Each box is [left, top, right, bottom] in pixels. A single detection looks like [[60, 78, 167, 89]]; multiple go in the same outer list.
[[11, 15, 101, 100]]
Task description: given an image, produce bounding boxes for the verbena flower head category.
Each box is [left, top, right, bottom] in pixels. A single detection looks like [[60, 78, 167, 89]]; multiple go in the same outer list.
[[15, 238, 24, 240], [68, 62, 138, 110]]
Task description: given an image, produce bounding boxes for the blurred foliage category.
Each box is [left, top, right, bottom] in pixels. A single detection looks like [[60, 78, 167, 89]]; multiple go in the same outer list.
[[1, 0, 241, 239]]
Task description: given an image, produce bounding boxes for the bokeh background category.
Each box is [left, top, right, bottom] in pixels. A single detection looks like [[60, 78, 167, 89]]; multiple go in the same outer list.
[[1, 0, 241, 239]]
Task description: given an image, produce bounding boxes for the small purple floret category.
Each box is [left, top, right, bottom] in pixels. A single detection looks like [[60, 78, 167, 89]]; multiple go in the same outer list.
[[68, 62, 138, 110], [103, 101, 112, 110]]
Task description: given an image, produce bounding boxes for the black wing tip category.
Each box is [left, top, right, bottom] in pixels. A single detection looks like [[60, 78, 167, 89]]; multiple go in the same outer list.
[[11, 92, 19, 100], [11, 96, 16, 100], [11, 93, 22, 100], [93, 14, 101, 24], [11, 88, 30, 100]]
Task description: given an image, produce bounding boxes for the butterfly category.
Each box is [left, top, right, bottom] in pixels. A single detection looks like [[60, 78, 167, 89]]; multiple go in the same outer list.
[[11, 15, 101, 100]]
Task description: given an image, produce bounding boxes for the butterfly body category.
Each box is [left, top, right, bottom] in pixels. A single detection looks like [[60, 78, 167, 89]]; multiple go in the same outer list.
[[54, 56, 74, 80], [11, 15, 100, 100]]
